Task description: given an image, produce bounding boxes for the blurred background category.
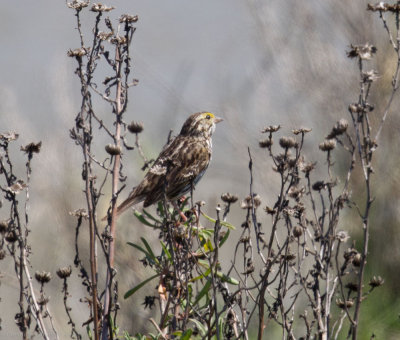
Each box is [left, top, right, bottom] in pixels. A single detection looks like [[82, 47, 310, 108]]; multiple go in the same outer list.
[[1, 0, 400, 338]]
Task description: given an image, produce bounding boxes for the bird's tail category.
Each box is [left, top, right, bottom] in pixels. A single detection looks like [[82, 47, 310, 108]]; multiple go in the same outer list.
[[101, 192, 144, 222]]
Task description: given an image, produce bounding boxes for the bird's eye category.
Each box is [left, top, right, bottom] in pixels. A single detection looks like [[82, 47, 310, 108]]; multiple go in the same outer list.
[[206, 114, 211, 120]]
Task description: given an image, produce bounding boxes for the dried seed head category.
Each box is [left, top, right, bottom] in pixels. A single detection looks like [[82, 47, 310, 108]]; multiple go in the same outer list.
[[336, 230, 350, 242], [362, 70, 379, 83], [299, 160, 316, 174], [336, 298, 354, 309], [37, 297, 50, 306], [262, 125, 281, 133], [97, 31, 113, 41], [67, 48, 88, 58], [292, 127, 312, 135], [0, 220, 9, 233], [67, 0, 89, 10], [105, 144, 122, 155], [319, 139, 336, 152], [56, 266, 72, 279], [35, 271, 52, 284], [195, 200, 206, 207], [69, 208, 89, 219], [352, 253, 362, 267], [279, 136, 297, 149], [119, 14, 139, 23], [21, 141, 42, 154], [345, 282, 358, 292], [0, 131, 19, 142], [347, 43, 377, 60], [259, 138, 273, 148], [221, 193, 238, 204], [327, 119, 349, 138], [343, 247, 358, 261], [128, 121, 144, 134], [5, 231, 17, 243], [111, 36, 128, 45], [312, 181, 325, 191], [293, 225, 303, 238], [369, 276, 384, 288], [0, 250, 6, 260], [91, 3, 114, 12], [7, 180, 28, 195], [240, 194, 261, 209], [264, 206, 276, 214]]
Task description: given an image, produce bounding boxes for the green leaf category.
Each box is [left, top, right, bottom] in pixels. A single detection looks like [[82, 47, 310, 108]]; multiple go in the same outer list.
[[180, 329, 193, 340], [189, 318, 207, 336], [160, 241, 172, 262], [142, 208, 162, 223], [216, 271, 239, 285], [201, 212, 236, 230], [190, 267, 211, 282], [124, 273, 159, 299], [134, 210, 156, 227], [140, 237, 159, 264], [219, 229, 230, 247], [193, 279, 212, 306], [127, 241, 159, 266]]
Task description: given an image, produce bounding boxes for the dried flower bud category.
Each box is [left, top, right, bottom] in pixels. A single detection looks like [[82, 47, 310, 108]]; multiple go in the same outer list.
[[221, 193, 238, 204], [91, 3, 114, 12], [0, 220, 9, 233], [279, 136, 297, 149], [362, 70, 379, 83], [69, 208, 89, 219], [327, 119, 349, 138], [352, 253, 362, 267], [105, 144, 122, 155], [262, 125, 281, 133], [240, 194, 261, 209], [336, 298, 354, 309], [67, 0, 89, 10], [293, 225, 303, 238], [259, 138, 273, 148], [347, 43, 377, 60], [264, 206, 276, 214], [7, 180, 28, 195], [67, 48, 88, 58], [345, 282, 359, 292], [21, 141, 42, 154], [37, 297, 50, 306], [312, 181, 325, 191], [119, 14, 139, 23], [128, 121, 144, 134], [319, 139, 336, 152], [299, 161, 316, 174], [369, 275, 384, 288], [35, 271, 52, 284], [57, 266, 72, 279], [0, 131, 19, 142], [336, 230, 350, 242], [97, 31, 113, 41], [5, 231, 17, 243], [292, 127, 312, 135], [195, 200, 206, 207]]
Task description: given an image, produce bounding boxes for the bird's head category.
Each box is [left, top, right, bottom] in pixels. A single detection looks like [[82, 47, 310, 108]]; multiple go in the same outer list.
[[180, 112, 223, 138]]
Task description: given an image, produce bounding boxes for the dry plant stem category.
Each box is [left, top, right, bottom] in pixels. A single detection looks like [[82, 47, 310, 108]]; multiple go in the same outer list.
[[102, 46, 123, 338]]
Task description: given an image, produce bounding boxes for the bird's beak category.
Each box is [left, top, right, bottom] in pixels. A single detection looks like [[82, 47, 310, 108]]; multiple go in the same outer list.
[[214, 116, 223, 124]]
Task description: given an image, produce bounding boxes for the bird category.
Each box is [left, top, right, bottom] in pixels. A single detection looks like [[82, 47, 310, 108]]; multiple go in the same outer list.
[[105, 112, 223, 220]]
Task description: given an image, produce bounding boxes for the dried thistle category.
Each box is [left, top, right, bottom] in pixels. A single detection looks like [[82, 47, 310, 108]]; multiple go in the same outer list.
[[105, 144, 122, 155], [119, 14, 139, 23], [262, 125, 281, 133], [57, 266, 72, 279], [221, 193, 238, 204], [319, 139, 336, 152], [240, 194, 261, 209], [128, 121, 144, 134], [35, 271, 52, 284], [90, 3, 114, 12], [327, 119, 348, 138], [347, 43, 377, 60], [369, 276, 384, 288], [336, 298, 354, 309], [259, 138, 273, 148], [21, 141, 42, 154], [292, 127, 312, 135], [279, 136, 297, 149]]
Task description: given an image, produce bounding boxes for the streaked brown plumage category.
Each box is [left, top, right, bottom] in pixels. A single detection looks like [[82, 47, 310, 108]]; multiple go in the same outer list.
[[112, 112, 222, 219]]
